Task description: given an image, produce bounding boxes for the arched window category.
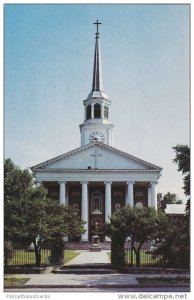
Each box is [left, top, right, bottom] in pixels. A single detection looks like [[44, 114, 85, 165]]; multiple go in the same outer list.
[[86, 105, 91, 120], [91, 191, 102, 214], [94, 103, 101, 118], [104, 105, 109, 118]]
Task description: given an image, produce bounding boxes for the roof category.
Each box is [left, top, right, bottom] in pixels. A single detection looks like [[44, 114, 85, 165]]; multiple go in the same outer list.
[[165, 204, 186, 215]]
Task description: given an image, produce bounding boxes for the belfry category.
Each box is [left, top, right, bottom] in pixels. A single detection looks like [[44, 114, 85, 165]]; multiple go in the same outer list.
[[31, 21, 162, 243]]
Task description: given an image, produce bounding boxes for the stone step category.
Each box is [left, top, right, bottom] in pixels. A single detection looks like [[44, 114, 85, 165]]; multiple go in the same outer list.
[[52, 263, 119, 274], [61, 263, 112, 269], [52, 268, 119, 274]]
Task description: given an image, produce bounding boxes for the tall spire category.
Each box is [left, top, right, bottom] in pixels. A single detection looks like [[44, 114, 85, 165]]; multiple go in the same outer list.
[[92, 20, 103, 92], [80, 20, 113, 147]]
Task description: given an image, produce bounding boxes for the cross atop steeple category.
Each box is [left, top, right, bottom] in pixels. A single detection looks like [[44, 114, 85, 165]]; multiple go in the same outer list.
[[92, 19, 103, 92], [94, 19, 102, 36]]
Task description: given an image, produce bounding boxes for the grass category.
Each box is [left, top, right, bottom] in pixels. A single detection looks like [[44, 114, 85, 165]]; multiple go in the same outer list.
[[64, 250, 80, 264], [107, 250, 162, 266], [137, 276, 190, 286], [126, 250, 162, 266], [7, 250, 80, 266], [7, 249, 51, 266], [4, 276, 30, 286]]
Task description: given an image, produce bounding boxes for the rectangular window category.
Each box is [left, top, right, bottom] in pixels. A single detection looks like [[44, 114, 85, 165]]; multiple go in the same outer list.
[[135, 191, 144, 197], [113, 191, 123, 197]]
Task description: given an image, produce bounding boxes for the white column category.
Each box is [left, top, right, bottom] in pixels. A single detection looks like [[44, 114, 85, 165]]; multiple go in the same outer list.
[[148, 184, 152, 207], [105, 182, 112, 222], [66, 186, 69, 205], [59, 182, 66, 205], [84, 107, 87, 121], [81, 181, 89, 242], [151, 182, 158, 210], [80, 126, 84, 146], [125, 185, 128, 205], [108, 128, 113, 146], [126, 181, 135, 206], [91, 103, 94, 119], [108, 104, 111, 120], [105, 181, 112, 242], [101, 103, 104, 119]]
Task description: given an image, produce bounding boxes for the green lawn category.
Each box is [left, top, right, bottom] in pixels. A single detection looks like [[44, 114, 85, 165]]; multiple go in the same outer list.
[[107, 250, 162, 266], [126, 250, 162, 266], [7, 250, 80, 266], [64, 250, 80, 264], [4, 276, 30, 286]]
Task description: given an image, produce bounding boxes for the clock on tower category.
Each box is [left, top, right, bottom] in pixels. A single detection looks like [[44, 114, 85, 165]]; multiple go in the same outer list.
[[89, 131, 105, 143]]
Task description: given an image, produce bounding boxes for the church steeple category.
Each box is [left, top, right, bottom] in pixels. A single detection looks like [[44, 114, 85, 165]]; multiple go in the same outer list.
[[92, 20, 103, 92], [88, 20, 108, 100], [79, 20, 114, 146]]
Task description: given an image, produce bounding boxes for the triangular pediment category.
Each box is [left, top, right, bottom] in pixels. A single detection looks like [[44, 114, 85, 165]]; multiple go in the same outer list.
[[31, 142, 162, 172]]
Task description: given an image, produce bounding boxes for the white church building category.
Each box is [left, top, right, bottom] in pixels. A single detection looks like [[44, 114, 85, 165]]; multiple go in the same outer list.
[[31, 21, 162, 243]]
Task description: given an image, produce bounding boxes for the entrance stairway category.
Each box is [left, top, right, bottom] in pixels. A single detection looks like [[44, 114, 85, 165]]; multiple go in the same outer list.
[[52, 263, 119, 274], [52, 248, 118, 274]]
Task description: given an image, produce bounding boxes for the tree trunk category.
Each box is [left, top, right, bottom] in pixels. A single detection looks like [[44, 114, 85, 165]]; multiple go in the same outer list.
[[111, 237, 126, 268], [4, 249, 8, 267], [131, 240, 143, 268], [58, 238, 64, 265], [130, 247, 134, 267], [50, 238, 64, 265], [33, 241, 41, 268], [136, 251, 140, 268]]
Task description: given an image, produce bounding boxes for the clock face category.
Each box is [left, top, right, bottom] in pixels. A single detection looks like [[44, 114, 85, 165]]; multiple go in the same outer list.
[[89, 131, 105, 142]]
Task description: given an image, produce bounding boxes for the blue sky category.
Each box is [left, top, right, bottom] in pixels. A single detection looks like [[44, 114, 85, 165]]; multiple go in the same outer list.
[[4, 4, 190, 200]]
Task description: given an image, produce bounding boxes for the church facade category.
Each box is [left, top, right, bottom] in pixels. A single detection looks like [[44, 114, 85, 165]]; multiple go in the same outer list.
[[31, 21, 162, 243]]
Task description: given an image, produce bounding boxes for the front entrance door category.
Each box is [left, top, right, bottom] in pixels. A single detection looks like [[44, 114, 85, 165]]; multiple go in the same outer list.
[[89, 186, 105, 242]]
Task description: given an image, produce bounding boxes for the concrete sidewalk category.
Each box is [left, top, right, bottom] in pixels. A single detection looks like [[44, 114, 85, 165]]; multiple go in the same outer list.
[[5, 273, 189, 288], [65, 250, 110, 265], [15, 273, 138, 286]]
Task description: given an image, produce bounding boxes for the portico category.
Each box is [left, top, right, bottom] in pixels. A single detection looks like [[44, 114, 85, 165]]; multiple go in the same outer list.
[[53, 180, 158, 211], [33, 149, 160, 243]]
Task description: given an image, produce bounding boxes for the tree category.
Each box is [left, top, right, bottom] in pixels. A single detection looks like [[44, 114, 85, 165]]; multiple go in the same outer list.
[[129, 207, 167, 267], [173, 144, 190, 239], [4, 159, 85, 267], [4, 159, 34, 246], [157, 192, 182, 212], [163, 192, 180, 204], [173, 145, 190, 202], [105, 207, 129, 267], [154, 217, 189, 268], [105, 206, 167, 268], [157, 192, 163, 210]]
